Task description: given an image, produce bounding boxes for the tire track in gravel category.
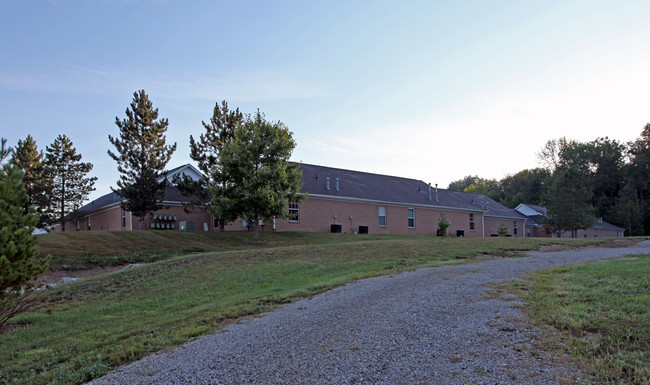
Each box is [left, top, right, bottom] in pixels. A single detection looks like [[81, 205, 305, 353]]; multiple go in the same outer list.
[[88, 240, 650, 385]]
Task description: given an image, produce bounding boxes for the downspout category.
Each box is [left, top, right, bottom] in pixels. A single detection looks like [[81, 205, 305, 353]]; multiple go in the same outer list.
[[523, 218, 527, 238], [482, 211, 485, 238], [130, 212, 133, 231]]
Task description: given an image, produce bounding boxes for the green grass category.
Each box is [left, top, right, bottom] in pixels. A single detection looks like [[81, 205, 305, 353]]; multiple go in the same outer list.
[[38, 231, 430, 270], [1, 232, 628, 384], [509, 255, 650, 384]]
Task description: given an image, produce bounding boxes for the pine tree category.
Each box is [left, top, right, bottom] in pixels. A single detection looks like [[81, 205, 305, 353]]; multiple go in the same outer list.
[[12, 135, 52, 228], [45, 135, 97, 231], [542, 167, 595, 237], [177, 100, 243, 231], [0, 138, 49, 328], [108, 90, 177, 225], [212, 110, 303, 241]]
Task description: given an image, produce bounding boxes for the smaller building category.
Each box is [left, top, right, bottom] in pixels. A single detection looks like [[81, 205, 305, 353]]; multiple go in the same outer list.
[[51, 164, 214, 232], [515, 203, 624, 238]]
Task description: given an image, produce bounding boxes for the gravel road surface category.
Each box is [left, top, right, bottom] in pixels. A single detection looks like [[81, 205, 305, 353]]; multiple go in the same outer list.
[[88, 241, 650, 384]]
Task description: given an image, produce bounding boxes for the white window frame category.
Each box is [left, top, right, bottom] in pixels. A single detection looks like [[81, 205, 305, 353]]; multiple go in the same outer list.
[[288, 201, 300, 222], [469, 213, 475, 231], [407, 208, 415, 228], [378, 206, 387, 227], [513, 221, 518, 235]]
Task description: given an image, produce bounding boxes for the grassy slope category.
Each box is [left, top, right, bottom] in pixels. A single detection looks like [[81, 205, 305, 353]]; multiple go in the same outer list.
[[3, 232, 621, 384], [39, 231, 423, 270], [513, 255, 649, 384]]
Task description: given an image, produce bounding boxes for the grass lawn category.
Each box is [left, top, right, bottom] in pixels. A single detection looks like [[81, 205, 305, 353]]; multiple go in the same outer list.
[[38, 230, 428, 270], [510, 254, 649, 384], [1, 232, 628, 384]]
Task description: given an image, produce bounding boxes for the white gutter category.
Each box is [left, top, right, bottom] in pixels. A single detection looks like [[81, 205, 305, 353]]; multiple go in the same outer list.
[[306, 193, 482, 213]]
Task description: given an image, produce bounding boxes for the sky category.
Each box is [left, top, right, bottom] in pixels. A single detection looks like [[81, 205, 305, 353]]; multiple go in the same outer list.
[[1, 0, 650, 202]]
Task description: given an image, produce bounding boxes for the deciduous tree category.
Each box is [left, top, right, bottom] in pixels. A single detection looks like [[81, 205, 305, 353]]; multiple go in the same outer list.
[[177, 100, 242, 231], [211, 110, 303, 241], [109, 90, 177, 225], [45, 135, 97, 231]]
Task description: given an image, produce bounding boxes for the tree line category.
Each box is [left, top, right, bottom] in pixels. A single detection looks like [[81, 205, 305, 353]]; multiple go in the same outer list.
[[9, 134, 97, 231], [4, 90, 303, 241], [108, 90, 303, 242], [448, 127, 650, 236], [0, 89, 303, 326]]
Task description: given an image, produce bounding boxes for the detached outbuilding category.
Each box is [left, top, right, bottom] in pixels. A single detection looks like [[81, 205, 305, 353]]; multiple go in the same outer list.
[[515, 203, 625, 238]]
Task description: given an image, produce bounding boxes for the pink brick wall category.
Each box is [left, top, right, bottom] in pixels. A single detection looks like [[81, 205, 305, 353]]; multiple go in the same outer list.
[[51, 203, 214, 232], [225, 197, 491, 237], [524, 225, 623, 238], [484, 218, 526, 237]]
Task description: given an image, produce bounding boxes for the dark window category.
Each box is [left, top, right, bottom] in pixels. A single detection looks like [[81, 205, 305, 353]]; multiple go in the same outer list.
[[469, 213, 475, 231], [513, 221, 518, 235], [408, 208, 415, 228]]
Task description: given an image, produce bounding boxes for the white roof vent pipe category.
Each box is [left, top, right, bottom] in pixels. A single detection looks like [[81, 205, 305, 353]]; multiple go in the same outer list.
[[336, 178, 340, 191], [435, 184, 439, 201], [326, 177, 330, 190]]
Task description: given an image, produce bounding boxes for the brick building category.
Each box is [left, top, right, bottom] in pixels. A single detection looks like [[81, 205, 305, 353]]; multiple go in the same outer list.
[[53, 163, 623, 238]]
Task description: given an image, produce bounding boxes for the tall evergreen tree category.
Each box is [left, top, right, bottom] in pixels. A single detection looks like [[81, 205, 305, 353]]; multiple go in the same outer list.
[[542, 167, 595, 237], [626, 123, 650, 234], [212, 110, 304, 241], [177, 100, 242, 231], [45, 135, 97, 231], [0, 138, 49, 327], [12, 135, 52, 228], [109, 90, 177, 226]]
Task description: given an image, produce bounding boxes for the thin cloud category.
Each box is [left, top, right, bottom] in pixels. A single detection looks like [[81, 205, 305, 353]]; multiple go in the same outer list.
[[0, 67, 337, 103]]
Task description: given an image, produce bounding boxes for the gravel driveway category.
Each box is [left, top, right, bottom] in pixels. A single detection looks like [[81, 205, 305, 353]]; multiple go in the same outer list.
[[88, 241, 650, 385]]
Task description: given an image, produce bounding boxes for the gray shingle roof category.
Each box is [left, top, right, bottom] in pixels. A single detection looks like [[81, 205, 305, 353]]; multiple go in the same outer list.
[[593, 220, 625, 231], [298, 164, 525, 219], [79, 163, 525, 220], [78, 185, 204, 212]]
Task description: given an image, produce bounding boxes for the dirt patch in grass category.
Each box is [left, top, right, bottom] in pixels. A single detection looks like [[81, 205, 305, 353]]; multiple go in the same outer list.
[[37, 265, 132, 287], [0, 324, 26, 334], [535, 238, 643, 252]]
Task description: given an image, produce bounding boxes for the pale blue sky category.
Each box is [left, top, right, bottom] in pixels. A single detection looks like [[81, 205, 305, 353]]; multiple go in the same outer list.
[[2, 0, 649, 201]]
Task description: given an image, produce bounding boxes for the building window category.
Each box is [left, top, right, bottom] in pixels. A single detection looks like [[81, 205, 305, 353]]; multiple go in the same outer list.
[[121, 208, 126, 229], [469, 213, 475, 231], [408, 208, 415, 228], [513, 221, 518, 235], [378, 206, 386, 227], [288, 201, 300, 222]]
